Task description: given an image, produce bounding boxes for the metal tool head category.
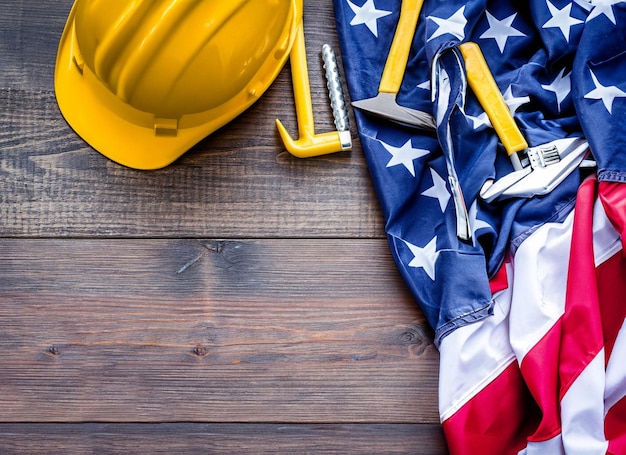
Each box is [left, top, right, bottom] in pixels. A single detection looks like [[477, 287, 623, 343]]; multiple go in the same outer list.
[[480, 168, 530, 203], [352, 92, 436, 130], [480, 137, 589, 202]]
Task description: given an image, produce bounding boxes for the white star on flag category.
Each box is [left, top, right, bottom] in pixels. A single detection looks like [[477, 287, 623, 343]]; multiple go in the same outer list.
[[584, 69, 626, 114], [346, 0, 392, 37], [422, 168, 450, 213], [541, 68, 572, 112], [466, 111, 492, 130], [543, 0, 584, 42], [503, 85, 531, 114], [586, 0, 621, 24], [405, 237, 439, 281], [380, 139, 430, 177], [427, 6, 468, 42], [479, 11, 526, 53], [417, 80, 431, 91]]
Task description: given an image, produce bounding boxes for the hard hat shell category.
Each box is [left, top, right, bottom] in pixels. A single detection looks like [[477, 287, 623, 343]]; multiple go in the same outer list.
[[55, 0, 303, 170]]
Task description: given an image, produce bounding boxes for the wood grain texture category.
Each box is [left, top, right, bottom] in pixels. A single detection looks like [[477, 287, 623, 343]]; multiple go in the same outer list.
[[0, 424, 448, 455], [0, 239, 439, 423]]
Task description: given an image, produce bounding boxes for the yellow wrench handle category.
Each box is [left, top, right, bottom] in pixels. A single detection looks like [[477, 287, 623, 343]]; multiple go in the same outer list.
[[379, 0, 424, 94], [459, 42, 528, 156]]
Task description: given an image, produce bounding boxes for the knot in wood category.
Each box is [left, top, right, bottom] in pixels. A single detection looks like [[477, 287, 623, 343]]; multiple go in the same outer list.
[[192, 346, 210, 358]]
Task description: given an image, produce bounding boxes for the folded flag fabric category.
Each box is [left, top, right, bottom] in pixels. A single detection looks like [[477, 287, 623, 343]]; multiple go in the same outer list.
[[332, 0, 626, 452], [439, 177, 626, 454]]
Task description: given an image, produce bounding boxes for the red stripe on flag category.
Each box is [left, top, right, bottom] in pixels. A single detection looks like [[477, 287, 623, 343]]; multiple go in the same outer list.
[[442, 361, 538, 455], [516, 179, 599, 444], [489, 259, 509, 295], [606, 396, 626, 455], [519, 319, 563, 442], [597, 251, 626, 360], [597, 182, 626, 452], [559, 177, 604, 398]]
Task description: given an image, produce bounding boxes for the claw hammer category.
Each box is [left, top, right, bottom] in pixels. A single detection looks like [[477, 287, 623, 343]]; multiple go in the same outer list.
[[276, 23, 352, 158]]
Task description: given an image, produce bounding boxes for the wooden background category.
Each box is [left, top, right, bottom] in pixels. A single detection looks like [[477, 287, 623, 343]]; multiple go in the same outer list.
[[0, 0, 448, 453]]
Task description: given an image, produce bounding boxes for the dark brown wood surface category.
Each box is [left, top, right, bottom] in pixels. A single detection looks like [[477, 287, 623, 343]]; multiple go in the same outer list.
[[0, 0, 448, 453]]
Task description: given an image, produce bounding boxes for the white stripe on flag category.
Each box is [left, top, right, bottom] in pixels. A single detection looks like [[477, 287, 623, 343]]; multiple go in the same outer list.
[[509, 211, 573, 360], [438, 279, 515, 421], [560, 350, 609, 454], [592, 198, 622, 265], [520, 434, 563, 455]]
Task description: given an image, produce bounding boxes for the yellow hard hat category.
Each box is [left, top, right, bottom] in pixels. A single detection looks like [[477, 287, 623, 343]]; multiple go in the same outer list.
[[55, 0, 303, 170]]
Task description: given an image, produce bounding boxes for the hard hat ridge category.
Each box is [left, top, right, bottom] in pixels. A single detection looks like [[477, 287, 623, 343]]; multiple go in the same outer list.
[[55, 0, 302, 169]]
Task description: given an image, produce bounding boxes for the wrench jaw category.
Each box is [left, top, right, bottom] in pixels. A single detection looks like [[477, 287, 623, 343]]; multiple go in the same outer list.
[[479, 167, 531, 203], [458, 42, 590, 203], [480, 137, 590, 202], [527, 144, 560, 168], [508, 142, 561, 170]]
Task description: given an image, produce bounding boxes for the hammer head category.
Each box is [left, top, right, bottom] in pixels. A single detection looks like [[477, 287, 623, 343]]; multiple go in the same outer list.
[[352, 92, 436, 130]]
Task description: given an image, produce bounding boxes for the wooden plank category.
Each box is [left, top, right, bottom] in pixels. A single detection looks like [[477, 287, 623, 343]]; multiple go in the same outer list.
[[0, 0, 382, 238], [0, 423, 448, 454], [0, 239, 440, 423], [0, 1, 66, 90]]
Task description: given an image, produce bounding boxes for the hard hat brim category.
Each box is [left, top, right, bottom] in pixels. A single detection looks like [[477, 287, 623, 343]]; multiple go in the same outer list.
[[54, 2, 302, 170]]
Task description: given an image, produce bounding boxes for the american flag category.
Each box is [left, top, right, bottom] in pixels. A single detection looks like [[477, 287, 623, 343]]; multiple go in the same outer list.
[[333, 0, 626, 452]]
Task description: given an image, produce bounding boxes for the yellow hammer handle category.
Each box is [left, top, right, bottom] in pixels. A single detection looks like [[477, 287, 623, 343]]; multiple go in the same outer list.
[[379, 0, 424, 94], [459, 42, 528, 156]]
